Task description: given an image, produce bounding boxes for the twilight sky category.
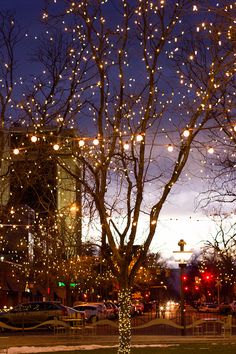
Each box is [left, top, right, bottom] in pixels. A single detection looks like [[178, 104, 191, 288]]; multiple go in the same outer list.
[[0, 0, 223, 259]]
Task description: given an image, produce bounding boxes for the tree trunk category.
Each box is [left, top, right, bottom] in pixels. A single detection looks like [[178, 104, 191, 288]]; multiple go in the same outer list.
[[118, 288, 132, 354]]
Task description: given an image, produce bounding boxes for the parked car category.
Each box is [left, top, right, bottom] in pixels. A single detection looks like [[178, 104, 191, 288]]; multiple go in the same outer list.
[[198, 303, 219, 313], [0, 301, 84, 328], [104, 302, 119, 319], [73, 303, 106, 322]]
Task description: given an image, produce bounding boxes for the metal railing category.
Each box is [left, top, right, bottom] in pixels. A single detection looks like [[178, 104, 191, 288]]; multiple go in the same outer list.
[[0, 311, 235, 337]]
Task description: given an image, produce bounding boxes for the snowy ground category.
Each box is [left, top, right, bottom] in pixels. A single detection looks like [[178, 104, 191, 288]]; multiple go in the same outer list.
[[5, 344, 177, 353]]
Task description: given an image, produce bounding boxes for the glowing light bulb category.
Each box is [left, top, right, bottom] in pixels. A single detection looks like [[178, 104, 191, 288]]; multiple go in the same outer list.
[[53, 144, 60, 151], [78, 139, 85, 147], [183, 129, 190, 138], [70, 203, 79, 213], [167, 144, 174, 152], [234, 126, 236, 132], [93, 137, 99, 145], [123, 142, 129, 150], [136, 134, 143, 142], [31, 135, 38, 143], [208, 147, 214, 154], [13, 148, 20, 155]]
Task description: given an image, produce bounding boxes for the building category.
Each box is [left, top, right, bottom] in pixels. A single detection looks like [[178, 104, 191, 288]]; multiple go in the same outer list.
[[0, 127, 82, 306]]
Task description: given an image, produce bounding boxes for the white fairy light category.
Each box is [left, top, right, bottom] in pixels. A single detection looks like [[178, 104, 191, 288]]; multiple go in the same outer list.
[[183, 129, 190, 138], [167, 144, 174, 152], [136, 134, 143, 142], [93, 137, 99, 145], [208, 147, 214, 154], [53, 144, 60, 151], [78, 139, 85, 147], [123, 142, 129, 150]]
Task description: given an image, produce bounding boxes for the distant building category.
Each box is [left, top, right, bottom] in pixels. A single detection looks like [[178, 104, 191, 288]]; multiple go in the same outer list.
[[0, 127, 82, 306]]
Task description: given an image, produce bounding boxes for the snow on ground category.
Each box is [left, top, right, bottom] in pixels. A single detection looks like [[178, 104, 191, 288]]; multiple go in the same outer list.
[[6, 344, 178, 353], [7, 345, 116, 353]]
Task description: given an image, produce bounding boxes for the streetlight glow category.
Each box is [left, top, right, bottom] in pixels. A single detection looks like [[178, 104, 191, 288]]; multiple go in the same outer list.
[[173, 239, 192, 336]]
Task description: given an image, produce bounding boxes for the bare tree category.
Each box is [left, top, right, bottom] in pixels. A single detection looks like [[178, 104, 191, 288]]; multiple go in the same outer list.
[[17, 28, 92, 129], [195, 2, 236, 210], [42, 2, 234, 352], [0, 11, 22, 129], [200, 213, 236, 302], [0, 11, 23, 206], [0, 1, 235, 352]]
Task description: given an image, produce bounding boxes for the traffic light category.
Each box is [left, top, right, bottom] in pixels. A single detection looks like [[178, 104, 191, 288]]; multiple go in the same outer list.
[[182, 275, 188, 291], [203, 272, 213, 281]]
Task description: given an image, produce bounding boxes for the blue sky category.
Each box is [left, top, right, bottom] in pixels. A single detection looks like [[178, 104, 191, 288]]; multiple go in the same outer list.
[[1, 0, 43, 24]]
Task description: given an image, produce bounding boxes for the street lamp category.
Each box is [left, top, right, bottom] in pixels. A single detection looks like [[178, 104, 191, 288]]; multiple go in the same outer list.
[[173, 239, 193, 336]]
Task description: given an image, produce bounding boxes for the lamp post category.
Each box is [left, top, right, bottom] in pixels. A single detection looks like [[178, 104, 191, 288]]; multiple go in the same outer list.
[[173, 239, 192, 336]]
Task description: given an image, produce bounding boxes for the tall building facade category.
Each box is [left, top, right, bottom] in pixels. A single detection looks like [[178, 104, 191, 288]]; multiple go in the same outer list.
[[0, 127, 82, 306]]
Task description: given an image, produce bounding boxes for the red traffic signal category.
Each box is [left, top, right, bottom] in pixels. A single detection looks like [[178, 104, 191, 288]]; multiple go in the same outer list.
[[203, 272, 213, 281]]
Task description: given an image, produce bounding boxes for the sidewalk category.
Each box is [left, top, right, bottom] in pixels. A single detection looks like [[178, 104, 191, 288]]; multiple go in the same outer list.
[[1, 333, 235, 349]]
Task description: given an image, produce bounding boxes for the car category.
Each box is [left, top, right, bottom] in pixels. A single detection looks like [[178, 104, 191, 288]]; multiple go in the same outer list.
[[104, 301, 119, 319], [73, 303, 106, 322], [0, 301, 84, 328], [89, 302, 107, 316], [198, 303, 219, 313]]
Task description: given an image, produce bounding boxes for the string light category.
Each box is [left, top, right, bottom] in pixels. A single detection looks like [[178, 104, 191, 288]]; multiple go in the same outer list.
[[78, 139, 85, 147], [123, 142, 129, 150], [9, 119, 236, 157], [136, 134, 144, 142], [30, 135, 38, 143], [182, 129, 190, 138], [118, 289, 131, 354], [93, 137, 99, 146], [207, 147, 214, 154], [13, 148, 20, 155], [0, 2, 234, 349], [53, 144, 60, 151], [167, 144, 174, 152]]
